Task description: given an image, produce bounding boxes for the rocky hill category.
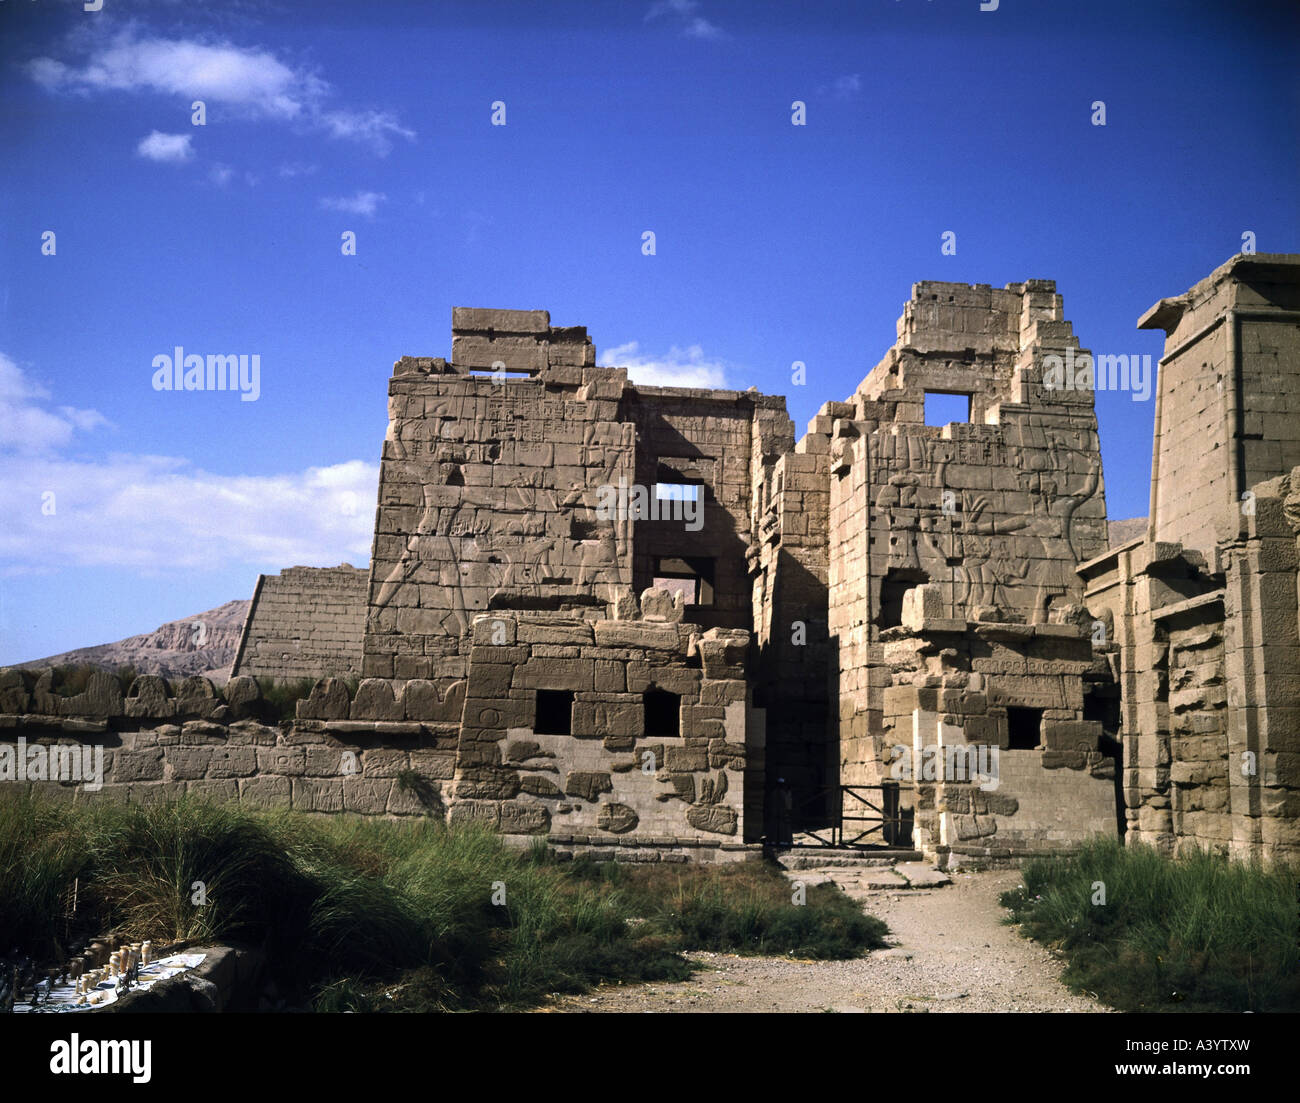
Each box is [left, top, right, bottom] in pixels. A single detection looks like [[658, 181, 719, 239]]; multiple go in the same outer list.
[[1107, 517, 1148, 547], [10, 600, 249, 683]]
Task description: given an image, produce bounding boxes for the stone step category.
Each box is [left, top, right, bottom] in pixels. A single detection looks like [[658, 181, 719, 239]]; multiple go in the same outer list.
[[895, 862, 952, 888], [773, 847, 923, 870]]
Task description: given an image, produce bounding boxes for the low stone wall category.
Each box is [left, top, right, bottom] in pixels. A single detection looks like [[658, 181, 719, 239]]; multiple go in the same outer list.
[[0, 668, 460, 817], [0, 624, 766, 863], [446, 612, 761, 854]]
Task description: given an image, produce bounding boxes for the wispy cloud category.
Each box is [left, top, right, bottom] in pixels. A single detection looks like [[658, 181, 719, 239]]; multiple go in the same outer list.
[[28, 32, 322, 118], [0, 353, 374, 573], [0, 455, 378, 574], [319, 191, 387, 218], [601, 341, 732, 389], [135, 130, 194, 163], [818, 73, 863, 99], [645, 0, 725, 40], [27, 27, 415, 155], [319, 109, 415, 153], [0, 354, 112, 454]]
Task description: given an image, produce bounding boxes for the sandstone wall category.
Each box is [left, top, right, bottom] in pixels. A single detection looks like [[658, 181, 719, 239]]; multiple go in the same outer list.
[[876, 592, 1118, 864], [0, 607, 764, 862], [1141, 253, 1300, 555], [752, 423, 836, 812], [0, 669, 462, 817], [362, 308, 787, 696], [230, 565, 368, 681], [821, 280, 1109, 792], [448, 611, 759, 857]]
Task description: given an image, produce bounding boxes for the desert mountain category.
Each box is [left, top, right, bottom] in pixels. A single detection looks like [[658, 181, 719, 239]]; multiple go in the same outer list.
[[1107, 517, 1148, 547], [10, 599, 249, 683]]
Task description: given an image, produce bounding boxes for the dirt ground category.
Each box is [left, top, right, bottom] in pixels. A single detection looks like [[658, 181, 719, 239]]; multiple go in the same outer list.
[[539, 868, 1109, 1014]]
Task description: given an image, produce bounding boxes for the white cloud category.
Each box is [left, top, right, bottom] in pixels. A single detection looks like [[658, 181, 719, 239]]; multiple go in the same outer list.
[[209, 163, 259, 187], [645, 0, 725, 39], [57, 407, 111, 433], [320, 191, 386, 218], [136, 130, 194, 163], [0, 354, 111, 454], [601, 341, 732, 390], [0, 353, 374, 573], [27, 27, 413, 154], [0, 454, 378, 573], [28, 31, 321, 118], [319, 109, 415, 155]]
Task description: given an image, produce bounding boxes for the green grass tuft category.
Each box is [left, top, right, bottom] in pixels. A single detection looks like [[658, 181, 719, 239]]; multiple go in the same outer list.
[[0, 793, 888, 1011], [1001, 835, 1300, 1012]]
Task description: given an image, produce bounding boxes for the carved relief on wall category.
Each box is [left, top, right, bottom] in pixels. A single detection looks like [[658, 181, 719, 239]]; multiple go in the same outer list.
[[867, 421, 1103, 624]]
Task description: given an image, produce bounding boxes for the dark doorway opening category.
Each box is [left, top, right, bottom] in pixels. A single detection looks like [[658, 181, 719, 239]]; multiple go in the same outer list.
[[643, 687, 681, 738], [1007, 706, 1044, 750], [534, 690, 574, 735], [878, 569, 929, 629]]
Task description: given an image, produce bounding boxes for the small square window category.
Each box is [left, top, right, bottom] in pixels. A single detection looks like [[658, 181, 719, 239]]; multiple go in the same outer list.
[[535, 690, 574, 735], [643, 687, 681, 738], [1007, 707, 1043, 750], [924, 392, 971, 427], [652, 556, 715, 606], [654, 482, 701, 502]]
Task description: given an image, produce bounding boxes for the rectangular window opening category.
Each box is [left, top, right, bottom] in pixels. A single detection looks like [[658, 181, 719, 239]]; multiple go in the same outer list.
[[1007, 706, 1044, 750], [534, 690, 575, 735], [652, 556, 715, 606], [653, 483, 701, 502], [924, 391, 972, 427], [643, 687, 681, 738]]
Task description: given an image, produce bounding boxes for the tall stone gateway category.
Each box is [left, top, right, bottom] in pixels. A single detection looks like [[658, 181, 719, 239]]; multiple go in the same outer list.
[[754, 280, 1121, 860], [357, 308, 791, 855], [24, 261, 1294, 864]]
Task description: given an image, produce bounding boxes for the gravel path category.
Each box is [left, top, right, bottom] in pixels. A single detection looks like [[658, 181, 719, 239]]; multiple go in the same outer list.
[[541, 868, 1110, 1013]]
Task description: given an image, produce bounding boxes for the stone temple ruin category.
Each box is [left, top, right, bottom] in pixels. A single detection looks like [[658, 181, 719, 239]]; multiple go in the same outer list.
[[4, 254, 1298, 865]]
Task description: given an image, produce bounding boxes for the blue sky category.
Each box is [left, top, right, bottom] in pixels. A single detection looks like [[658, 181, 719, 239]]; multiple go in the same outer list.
[[1, 0, 1297, 663]]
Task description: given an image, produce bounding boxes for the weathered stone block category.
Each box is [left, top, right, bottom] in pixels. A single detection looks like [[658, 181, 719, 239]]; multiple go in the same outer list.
[[174, 677, 220, 719], [500, 801, 551, 834], [409, 749, 457, 779], [666, 746, 708, 772], [256, 745, 306, 775], [206, 746, 258, 779], [186, 779, 239, 802], [597, 802, 639, 833], [456, 766, 521, 800], [164, 746, 213, 781], [0, 670, 30, 714], [447, 799, 501, 827], [686, 804, 738, 835], [113, 749, 164, 783], [404, 679, 466, 722], [292, 777, 345, 812], [343, 777, 393, 814], [565, 771, 613, 802], [222, 676, 262, 720], [239, 775, 292, 809], [59, 672, 124, 719], [350, 679, 404, 721], [520, 774, 563, 798], [296, 678, 351, 720]]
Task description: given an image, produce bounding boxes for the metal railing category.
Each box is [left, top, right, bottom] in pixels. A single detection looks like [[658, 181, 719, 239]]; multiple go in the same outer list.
[[767, 783, 912, 848]]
